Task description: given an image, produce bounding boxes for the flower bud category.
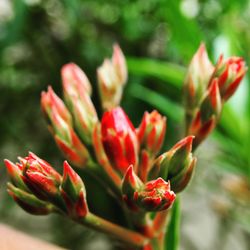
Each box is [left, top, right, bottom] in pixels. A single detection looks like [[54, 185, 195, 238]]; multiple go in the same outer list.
[[152, 136, 196, 193], [112, 44, 127, 84], [199, 78, 221, 122], [134, 178, 175, 211], [4, 159, 28, 191], [41, 86, 72, 126], [61, 161, 88, 218], [7, 183, 53, 215], [54, 127, 90, 168], [61, 63, 92, 96], [92, 123, 122, 187], [21, 152, 62, 203], [189, 79, 221, 148], [170, 157, 196, 193], [101, 107, 138, 174], [41, 87, 89, 168], [97, 44, 127, 110], [62, 64, 98, 144], [211, 56, 247, 101], [137, 111, 166, 156], [122, 165, 143, 210], [184, 43, 214, 110]]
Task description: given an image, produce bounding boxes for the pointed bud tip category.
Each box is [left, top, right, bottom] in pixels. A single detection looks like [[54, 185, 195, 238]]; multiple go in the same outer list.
[[63, 160, 83, 187], [197, 42, 206, 55], [28, 151, 36, 158], [4, 159, 15, 172], [63, 161, 72, 173], [123, 165, 136, 183], [208, 78, 221, 109], [4, 159, 12, 165], [61, 63, 77, 76], [173, 135, 194, 153]]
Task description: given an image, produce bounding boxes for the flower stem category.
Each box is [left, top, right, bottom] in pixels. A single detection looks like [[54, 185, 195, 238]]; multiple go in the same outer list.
[[153, 209, 169, 236], [79, 212, 149, 248]]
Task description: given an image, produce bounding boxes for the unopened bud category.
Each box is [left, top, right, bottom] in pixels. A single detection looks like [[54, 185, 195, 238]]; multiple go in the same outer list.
[[134, 178, 175, 211], [137, 111, 166, 156], [211, 56, 247, 101], [122, 165, 143, 210], [4, 159, 28, 191], [62, 63, 98, 144], [184, 43, 214, 110], [101, 107, 138, 174], [188, 80, 221, 148], [61, 161, 88, 218], [61, 63, 92, 96], [7, 183, 54, 215], [22, 152, 62, 203], [152, 136, 196, 193], [97, 44, 127, 110]]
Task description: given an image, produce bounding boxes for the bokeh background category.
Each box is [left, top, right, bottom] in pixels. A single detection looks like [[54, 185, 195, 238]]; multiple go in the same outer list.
[[0, 0, 249, 249]]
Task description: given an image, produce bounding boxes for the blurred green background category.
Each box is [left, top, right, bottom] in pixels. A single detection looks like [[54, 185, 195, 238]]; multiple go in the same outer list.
[[0, 0, 249, 249]]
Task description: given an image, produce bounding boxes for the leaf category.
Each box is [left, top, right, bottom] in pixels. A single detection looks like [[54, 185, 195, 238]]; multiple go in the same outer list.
[[161, 0, 204, 61], [165, 196, 181, 250], [128, 83, 183, 122], [127, 57, 186, 89]]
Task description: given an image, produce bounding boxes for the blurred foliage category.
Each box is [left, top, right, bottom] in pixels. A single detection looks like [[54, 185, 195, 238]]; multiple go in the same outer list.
[[0, 0, 249, 249]]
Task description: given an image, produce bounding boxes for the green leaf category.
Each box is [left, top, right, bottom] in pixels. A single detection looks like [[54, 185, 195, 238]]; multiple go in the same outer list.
[[127, 57, 186, 89], [128, 83, 183, 122], [165, 196, 181, 250], [161, 0, 204, 61]]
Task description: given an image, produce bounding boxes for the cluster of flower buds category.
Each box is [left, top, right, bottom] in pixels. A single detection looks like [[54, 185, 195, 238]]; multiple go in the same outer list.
[[4, 152, 88, 219], [91, 106, 196, 205], [40, 45, 128, 170], [184, 43, 247, 148], [90, 105, 195, 212], [5, 44, 230, 249], [97, 44, 127, 111]]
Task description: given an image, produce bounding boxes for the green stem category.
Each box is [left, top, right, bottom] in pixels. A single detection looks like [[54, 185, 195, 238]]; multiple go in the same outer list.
[[153, 209, 169, 236], [79, 213, 149, 248]]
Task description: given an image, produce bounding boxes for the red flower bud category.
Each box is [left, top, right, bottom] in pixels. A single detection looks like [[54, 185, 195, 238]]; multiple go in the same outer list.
[[200, 79, 221, 121], [151, 136, 196, 193], [137, 111, 166, 156], [21, 152, 62, 202], [122, 165, 143, 210], [184, 43, 214, 109], [101, 107, 138, 174], [134, 178, 175, 211], [188, 79, 221, 148], [41, 86, 72, 126], [61, 63, 92, 96], [92, 123, 122, 187], [62, 63, 98, 144], [7, 183, 53, 215], [97, 44, 127, 110], [61, 161, 88, 218], [4, 159, 28, 191], [211, 55, 247, 101], [54, 125, 90, 168], [166, 136, 194, 177]]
